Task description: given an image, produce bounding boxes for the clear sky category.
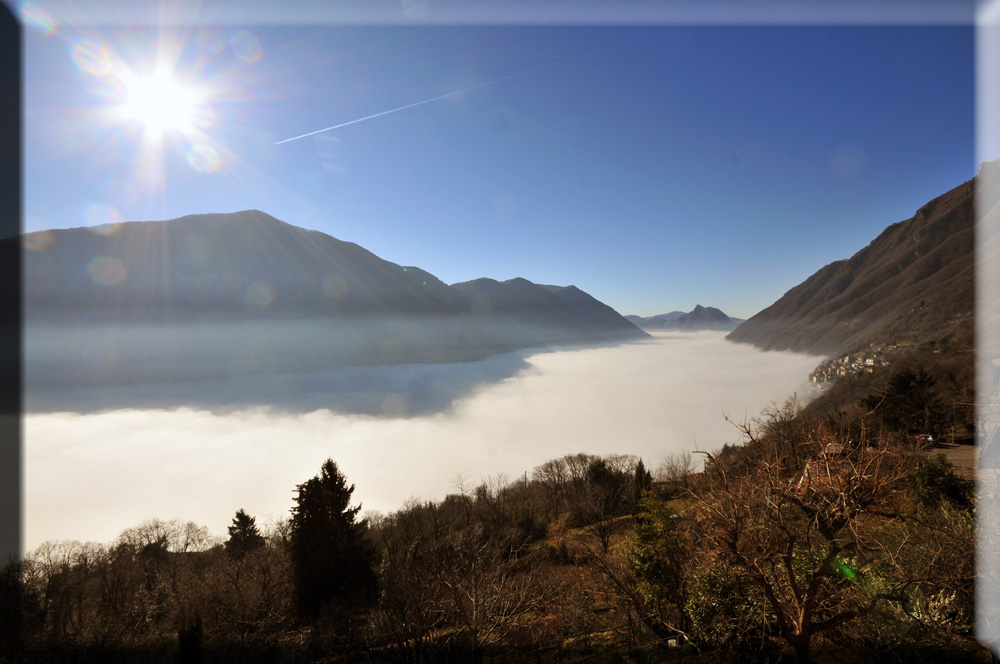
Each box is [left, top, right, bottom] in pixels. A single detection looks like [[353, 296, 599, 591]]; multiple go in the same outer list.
[[19, 6, 977, 319]]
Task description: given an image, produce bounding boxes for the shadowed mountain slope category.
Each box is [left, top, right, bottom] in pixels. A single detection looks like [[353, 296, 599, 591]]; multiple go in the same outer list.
[[22, 210, 468, 322], [19, 211, 646, 394], [727, 169, 977, 357]]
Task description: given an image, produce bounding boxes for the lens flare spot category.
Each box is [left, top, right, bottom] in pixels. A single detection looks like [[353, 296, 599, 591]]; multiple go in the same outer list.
[[189, 105, 215, 130], [83, 203, 122, 230], [196, 28, 227, 54], [101, 179, 136, 210], [244, 280, 276, 308], [229, 30, 263, 64], [315, 134, 341, 158], [89, 223, 122, 236], [293, 167, 322, 190], [82, 73, 123, 100], [182, 233, 211, 269], [322, 274, 349, 299], [23, 230, 53, 251], [402, 0, 429, 19], [322, 163, 348, 176], [315, 133, 341, 152], [102, 343, 118, 369], [71, 40, 112, 77], [429, 377, 453, 397], [380, 339, 403, 363], [87, 256, 126, 286], [315, 134, 347, 176], [19, 2, 56, 35], [829, 145, 866, 177], [833, 556, 858, 583], [186, 143, 222, 173], [381, 394, 406, 417]]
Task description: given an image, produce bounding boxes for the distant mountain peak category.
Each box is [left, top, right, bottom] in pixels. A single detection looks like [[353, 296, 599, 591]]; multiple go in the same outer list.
[[628, 306, 742, 332]]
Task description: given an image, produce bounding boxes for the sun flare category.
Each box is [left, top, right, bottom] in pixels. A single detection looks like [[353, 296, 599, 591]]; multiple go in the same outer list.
[[118, 68, 199, 136]]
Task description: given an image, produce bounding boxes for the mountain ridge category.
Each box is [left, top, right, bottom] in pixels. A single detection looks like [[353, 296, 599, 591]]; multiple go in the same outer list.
[[20, 211, 648, 392], [726, 169, 977, 357]]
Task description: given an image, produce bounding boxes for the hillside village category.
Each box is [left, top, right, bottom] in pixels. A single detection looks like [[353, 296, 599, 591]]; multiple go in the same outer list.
[[809, 347, 897, 384]]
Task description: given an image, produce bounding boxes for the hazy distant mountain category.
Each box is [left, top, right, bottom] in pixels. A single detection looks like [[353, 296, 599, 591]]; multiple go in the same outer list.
[[625, 311, 685, 326], [450, 278, 644, 345], [629, 306, 743, 331], [19, 210, 646, 390], [727, 165, 978, 357]]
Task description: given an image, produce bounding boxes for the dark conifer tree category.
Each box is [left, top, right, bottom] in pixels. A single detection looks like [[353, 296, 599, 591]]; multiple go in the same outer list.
[[177, 613, 204, 664], [289, 459, 377, 621], [0, 559, 21, 660], [633, 459, 653, 514], [224, 509, 265, 559]]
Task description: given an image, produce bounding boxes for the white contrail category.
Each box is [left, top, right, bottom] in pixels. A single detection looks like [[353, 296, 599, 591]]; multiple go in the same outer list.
[[275, 60, 570, 145]]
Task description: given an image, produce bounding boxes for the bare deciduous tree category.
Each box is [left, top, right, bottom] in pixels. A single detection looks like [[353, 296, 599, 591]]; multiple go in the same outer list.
[[367, 505, 448, 663], [438, 533, 553, 664], [691, 417, 910, 664]]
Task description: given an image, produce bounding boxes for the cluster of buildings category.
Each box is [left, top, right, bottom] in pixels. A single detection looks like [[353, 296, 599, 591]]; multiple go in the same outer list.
[[809, 351, 892, 384]]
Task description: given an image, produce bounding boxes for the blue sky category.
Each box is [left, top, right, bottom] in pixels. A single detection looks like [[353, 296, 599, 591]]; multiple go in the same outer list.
[[20, 13, 977, 318]]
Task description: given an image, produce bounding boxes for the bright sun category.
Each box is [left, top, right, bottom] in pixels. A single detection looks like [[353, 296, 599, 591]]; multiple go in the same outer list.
[[119, 68, 199, 137]]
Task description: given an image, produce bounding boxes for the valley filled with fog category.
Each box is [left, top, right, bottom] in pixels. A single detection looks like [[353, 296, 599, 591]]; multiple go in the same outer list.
[[24, 332, 823, 551]]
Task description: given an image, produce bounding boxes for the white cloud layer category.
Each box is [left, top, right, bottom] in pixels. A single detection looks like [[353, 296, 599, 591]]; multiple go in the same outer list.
[[23, 332, 823, 551]]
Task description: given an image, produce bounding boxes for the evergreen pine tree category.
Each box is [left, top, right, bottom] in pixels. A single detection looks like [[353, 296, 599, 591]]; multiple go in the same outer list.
[[224, 509, 265, 559], [633, 459, 653, 514], [289, 459, 377, 621], [177, 613, 204, 664]]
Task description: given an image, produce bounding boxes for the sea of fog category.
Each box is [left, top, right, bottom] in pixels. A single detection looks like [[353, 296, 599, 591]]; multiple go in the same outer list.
[[23, 331, 824, 552]]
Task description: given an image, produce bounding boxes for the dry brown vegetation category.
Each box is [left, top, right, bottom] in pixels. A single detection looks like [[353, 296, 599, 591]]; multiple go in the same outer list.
[[1, 394, 986, 663]]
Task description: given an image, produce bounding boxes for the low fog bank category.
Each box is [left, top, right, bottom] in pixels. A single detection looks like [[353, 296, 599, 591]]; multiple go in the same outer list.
[[25, 317, 517, 390], [26, 349, 537, 417], [24, 332, 824, 551], [24, 318, 643, 414]]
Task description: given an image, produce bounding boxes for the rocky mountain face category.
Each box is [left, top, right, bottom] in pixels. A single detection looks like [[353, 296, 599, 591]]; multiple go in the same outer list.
[[726, 168, 978, 358], [19, 210, 646, 390], [629, 306, 743, 331]]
